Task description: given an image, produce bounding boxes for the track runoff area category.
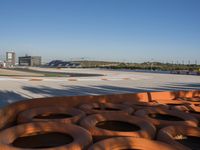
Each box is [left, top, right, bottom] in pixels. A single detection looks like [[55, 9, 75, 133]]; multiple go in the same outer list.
[[0, 68, 200, 108]]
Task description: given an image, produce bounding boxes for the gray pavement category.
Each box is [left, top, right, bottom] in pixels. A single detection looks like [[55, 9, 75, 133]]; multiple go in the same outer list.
[[1, 68, 200, 108]]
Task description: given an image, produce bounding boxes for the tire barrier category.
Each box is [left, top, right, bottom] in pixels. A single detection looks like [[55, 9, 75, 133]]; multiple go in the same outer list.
[[166, 102, 189, 107], [0, 93, 147, 130], [79, 102, 134, 115], [170, 105, 189, 112], [171, 104, 200, 121], [0, 122, 92, 150], [80, 112, 156, 140], [149, 91, 200, 105], [185, 104, 200, 121], [155, 99, 190, 105], [0, 90, 200, 149], [157, 125, 200, 150], [178, 97, 200, 102], [88, 137, 177, 150], [124, 101, 169, 111], [135, 108, 198, 128], [17, 106, 85, 124], [181, 100, 200, 105]]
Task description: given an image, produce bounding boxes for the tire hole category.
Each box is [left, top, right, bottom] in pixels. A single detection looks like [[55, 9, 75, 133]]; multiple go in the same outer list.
[[12, 132, 73, 148], [93, 107, 120, 111], [149, 114, 184, 121], [167, 104, 182, 106], [176, 135, 200, 150], [34, 113, 72, 119], [189, 110, 200, 114], [96, 121, 140, 132]]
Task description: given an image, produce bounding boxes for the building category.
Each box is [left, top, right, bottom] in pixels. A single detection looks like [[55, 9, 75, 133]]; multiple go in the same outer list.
[[6, 52, 16, 67], [0, 61, 6, 68], [47, 60, 81, 68], [18, 55, 42, 66]]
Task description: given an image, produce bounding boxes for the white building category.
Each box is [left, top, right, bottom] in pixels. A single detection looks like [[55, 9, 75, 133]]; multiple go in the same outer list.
[[6, 51, 16, 67]]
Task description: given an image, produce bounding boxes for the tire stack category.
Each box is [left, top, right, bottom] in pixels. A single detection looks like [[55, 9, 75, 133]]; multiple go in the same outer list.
[[0, 90, 200, 150], [0, 106, 92, 150]]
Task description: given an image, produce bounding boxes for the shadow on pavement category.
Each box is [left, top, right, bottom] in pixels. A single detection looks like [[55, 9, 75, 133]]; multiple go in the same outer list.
[[0, 82, 200, 108]]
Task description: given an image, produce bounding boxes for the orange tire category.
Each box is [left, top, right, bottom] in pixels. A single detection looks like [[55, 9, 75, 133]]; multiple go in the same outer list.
[[154, 99, 191, 105], [0, 122, 92, 150], [80, 112, 156, 140], [185, 104, 200, 121], [177, 97, 200, 105], [170, 105, 189, 112], [88, 137, 177, 150], [171, 104, 200, 121], [134, 108, 198, 128], [178, 97, 200, 102], [124, 101, 169, 111], [79, 102, 133, 114], [157, 125, 200, 150], [17, 106, 85, 124]]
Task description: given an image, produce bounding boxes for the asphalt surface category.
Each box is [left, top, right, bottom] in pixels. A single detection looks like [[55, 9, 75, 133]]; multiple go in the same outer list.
[[0, 68, 200, 108]]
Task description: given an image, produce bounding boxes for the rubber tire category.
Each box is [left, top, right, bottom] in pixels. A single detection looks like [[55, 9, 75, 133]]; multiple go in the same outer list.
[[185, 104, 200, 121], [79, 102, 133, 115], [124, 101, 169, 111], [88, 137, 178, 150], [157, 125, 200, 150], [0, 121, 92, 150], [171, 104, 200, 121], [154, 99, 191, 105], [170, 105, 189, 112], [176, 98, 200, 105], [134, 108, 198, 128], [17, 106, 85, 124], [178, 97, 200, 102], [80, 112, 156, 139]]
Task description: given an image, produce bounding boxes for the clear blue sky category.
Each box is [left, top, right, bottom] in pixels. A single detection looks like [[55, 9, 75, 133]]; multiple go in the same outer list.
[[0, 0, 200, 63]]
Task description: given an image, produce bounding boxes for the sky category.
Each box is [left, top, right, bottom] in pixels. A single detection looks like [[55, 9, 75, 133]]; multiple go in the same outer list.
[[0, 0, 200, 63]]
